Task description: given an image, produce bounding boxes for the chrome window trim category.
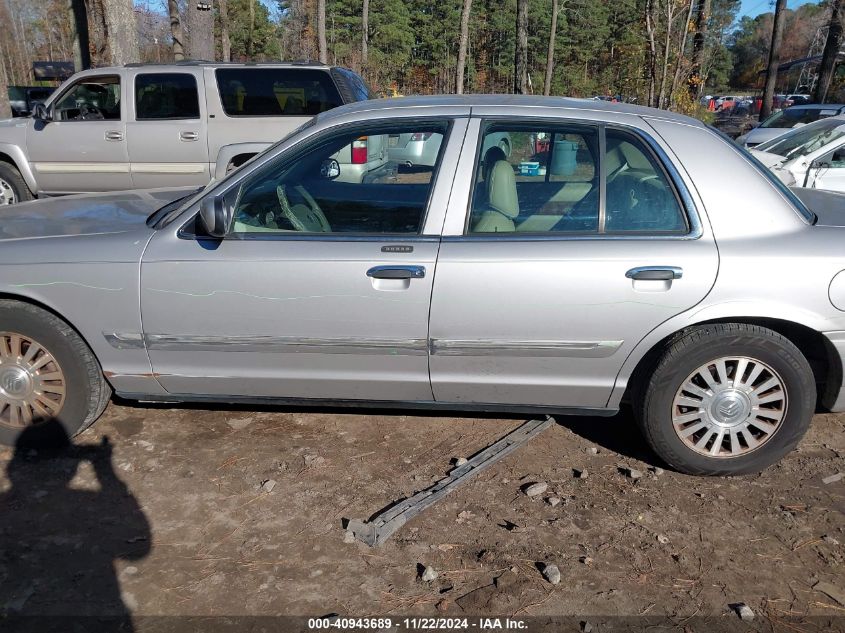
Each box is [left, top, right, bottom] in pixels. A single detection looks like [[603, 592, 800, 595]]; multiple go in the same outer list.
[[461, 116, 702, 241], [207, 234, 442, 243]]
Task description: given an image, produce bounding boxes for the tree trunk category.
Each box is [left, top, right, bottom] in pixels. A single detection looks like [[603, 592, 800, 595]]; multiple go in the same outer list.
[[514, 0, 528, 94], [103, 0, 140, 65], [761, 0, 787, 120], [543, 0, 559, 96], [67, 0, 91, 71], [814, 0, 843, 104], [317, 0, 328, 64], [187, 1, 214, 60], [656, 0, 675, 109], [456, 0, 473, 94], [219, 0, 231, 62], [0, 34, 10, 119], [689, 0, 711, 97], [168, 0, 184, 60], [670, 0, 697, 107], [362, 0, 369, 67], [247, 0, 255, 58], [645, 0, 658, 107]]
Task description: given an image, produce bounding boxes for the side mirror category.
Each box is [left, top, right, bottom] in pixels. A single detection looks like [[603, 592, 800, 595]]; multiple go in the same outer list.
[[320, 158, 340, 180], [198, 194, 233, 238], [32, 103, 51, 122]]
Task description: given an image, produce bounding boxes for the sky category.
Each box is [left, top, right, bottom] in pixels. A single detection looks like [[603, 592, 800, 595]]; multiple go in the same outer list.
[[739, 0, 817, 18]]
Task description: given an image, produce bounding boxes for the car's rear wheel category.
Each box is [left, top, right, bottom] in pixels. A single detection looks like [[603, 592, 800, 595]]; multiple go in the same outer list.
[[0, 162, 34, 205], [0, 300, 111, 446], [636, 323, 815, 475]]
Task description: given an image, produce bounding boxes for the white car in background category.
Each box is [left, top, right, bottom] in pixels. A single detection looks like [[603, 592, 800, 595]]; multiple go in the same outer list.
[[750, 115, 845, 192], [736, 104, 845, 148]]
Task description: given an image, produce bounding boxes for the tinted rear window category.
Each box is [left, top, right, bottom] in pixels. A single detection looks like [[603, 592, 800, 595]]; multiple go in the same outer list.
[[215, 68, 343, 117], [136, 73, 200, 120], [332, 67, 374, 101]]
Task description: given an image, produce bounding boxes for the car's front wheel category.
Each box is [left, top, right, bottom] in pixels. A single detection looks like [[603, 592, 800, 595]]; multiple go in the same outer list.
[[637, 323, 815, 475], [0, 162, 34, 205], [0, 300, 111, 446]]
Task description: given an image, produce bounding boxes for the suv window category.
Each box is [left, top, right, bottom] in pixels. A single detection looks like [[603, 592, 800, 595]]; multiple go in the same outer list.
[[467, 125, 687, 235], [230, 123, 448, 236], [215, 68, 343, 117], [53, 75, 121, 121], [135, 73, 199, 120]]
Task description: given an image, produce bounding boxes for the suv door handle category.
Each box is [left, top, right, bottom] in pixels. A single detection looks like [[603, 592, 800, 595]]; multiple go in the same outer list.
[[180, 131, 199, 141], [104, 130, 123, 141], [367, 265, 426, 280], [626, 266, 683, 281]]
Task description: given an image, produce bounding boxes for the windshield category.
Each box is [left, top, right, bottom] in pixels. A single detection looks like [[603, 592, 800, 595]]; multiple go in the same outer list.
[[760, 108, 826, 129], [757, 118, 845, 159]]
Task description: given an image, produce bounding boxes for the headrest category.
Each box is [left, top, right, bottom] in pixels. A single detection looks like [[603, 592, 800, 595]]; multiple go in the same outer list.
[[482, 146, 507, 181], [486, 160, 519, 219]]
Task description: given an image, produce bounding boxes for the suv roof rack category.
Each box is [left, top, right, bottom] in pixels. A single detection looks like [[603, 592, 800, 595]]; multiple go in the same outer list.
[[124, 59, 328, 68]]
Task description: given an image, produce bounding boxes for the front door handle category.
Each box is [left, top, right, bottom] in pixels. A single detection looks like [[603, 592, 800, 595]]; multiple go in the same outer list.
[[180, 131, 199, 142], [626, 266, 683, 281], [367, 265, 426, 280], [104, 130, 123, 141]]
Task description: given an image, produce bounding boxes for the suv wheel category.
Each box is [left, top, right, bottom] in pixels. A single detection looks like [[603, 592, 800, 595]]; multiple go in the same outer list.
[[0, 162, 34, 205], [637, 323, 815, 475], [0, 300, 111, 446]]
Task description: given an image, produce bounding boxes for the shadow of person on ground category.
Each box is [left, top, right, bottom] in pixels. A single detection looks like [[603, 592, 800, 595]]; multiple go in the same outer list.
[[0, 420, 150, 632]]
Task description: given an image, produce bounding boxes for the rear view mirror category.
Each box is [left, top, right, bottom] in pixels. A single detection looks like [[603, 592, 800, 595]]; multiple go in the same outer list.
[[198, 194, 233, 238], [320, 158, 340, 180]]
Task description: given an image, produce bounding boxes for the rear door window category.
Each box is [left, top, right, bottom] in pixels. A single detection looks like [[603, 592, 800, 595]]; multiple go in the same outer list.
[[215, 68, 343, 117], [135, 73, 200, 120]]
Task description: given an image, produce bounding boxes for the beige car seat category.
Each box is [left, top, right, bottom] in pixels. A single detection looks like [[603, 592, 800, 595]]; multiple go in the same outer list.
[[472, 160, 519, 233]]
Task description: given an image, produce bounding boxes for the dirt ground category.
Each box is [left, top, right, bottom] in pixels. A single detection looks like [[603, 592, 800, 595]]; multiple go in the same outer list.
[[1, 399, 844, 630]]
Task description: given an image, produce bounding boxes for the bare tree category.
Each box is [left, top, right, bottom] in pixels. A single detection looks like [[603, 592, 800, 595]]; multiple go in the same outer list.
[[814, 0, 843, 104], [247, 0, 255, 58], [362, 0, 369, 67], [761, 0, 787, 119], [67, 0, 91, 70], [669, 0, 697, 106], [168, 0, 184, 60], [514, 0, 529, 93], [689, 0, 711, 97], [219, 0, 231, 61], [456, 0, 473, 94], [543, 0, 559, 96], [317, 0, 328, 64], [103, 0, 140, 64], [656, 0, 676, 109], [645, 0, 658, 107]]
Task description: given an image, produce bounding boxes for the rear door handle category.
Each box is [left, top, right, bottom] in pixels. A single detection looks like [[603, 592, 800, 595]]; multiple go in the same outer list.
[[626, 266, 683, 281], [104, 130, 123, 141], [180, 131, 199, 142], [367, 265, 426, 280]]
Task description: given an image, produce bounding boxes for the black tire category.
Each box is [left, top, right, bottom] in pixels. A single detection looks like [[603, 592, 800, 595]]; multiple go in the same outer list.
[[636, 323, 815, 476], [0, 162, 34, 204], [0, 300, 111, 446]]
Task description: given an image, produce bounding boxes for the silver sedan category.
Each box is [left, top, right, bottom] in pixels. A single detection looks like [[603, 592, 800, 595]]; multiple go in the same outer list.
[[2, 95, 844, 476]]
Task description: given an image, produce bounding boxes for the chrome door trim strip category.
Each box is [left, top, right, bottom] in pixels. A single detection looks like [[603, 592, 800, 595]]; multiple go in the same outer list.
[[131, 163, 207, 175], [104, 332, 429, 355], [34, 162, 131, 174], [430, 339, 623, 358]]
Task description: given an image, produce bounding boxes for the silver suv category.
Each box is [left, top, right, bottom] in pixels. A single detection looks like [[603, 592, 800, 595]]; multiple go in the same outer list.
[[0, 62, 378, 204]]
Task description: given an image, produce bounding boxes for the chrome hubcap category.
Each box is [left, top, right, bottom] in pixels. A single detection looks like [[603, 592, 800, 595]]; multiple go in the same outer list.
[[672, 356, 787, 458], [0, 332, 66, 428], [0, 177, 17, 205]]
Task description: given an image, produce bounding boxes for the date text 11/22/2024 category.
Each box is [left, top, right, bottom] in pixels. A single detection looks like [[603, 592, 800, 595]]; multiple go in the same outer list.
[[307, 617, 529, 630]]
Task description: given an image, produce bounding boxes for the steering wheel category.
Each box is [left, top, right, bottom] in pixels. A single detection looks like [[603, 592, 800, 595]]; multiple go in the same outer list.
[[79, 104, 105, 120], [276, 185, 331, 232]]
